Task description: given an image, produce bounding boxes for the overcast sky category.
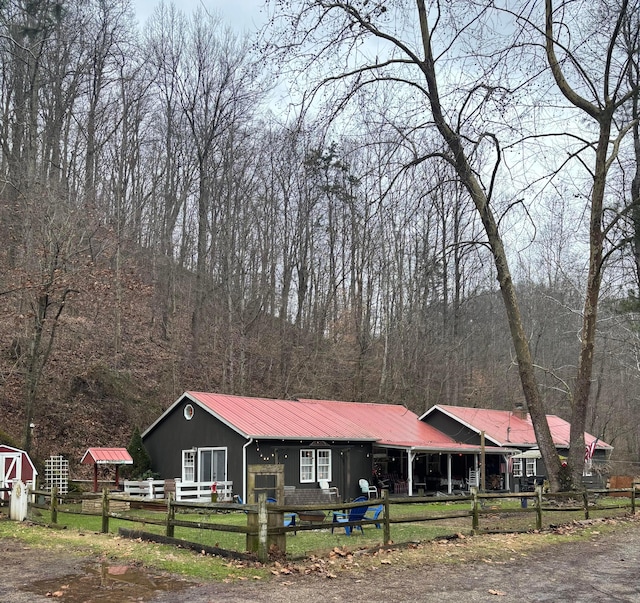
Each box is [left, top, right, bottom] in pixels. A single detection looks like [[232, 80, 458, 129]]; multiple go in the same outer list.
[[133, 0, 267, 33]]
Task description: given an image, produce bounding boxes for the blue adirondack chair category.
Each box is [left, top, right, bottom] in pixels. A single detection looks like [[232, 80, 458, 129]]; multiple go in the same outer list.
[[365, 503, 384, 528], [332, 496, 369, 535]]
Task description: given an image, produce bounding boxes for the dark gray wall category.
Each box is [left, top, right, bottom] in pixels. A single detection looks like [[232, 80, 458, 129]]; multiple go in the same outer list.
[[245, 440, 373, 501], [143, 397, 247, 494], [424, 411, 481, 444]]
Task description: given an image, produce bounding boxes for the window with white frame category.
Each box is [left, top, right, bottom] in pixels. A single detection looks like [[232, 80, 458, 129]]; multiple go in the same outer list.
[[317, 449, 332, 481], [300, 449, 315, 482], [182, 450, 195, 482], [199, 448, 227, 483], [512, 458, 523, 477], [525, 458, 536, 477]]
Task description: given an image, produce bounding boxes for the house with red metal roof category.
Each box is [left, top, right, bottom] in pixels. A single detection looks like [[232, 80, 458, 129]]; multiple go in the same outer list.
[[142, 393, 611, 501], [420, 405, 612, 490], [141, 392, 517, 501]]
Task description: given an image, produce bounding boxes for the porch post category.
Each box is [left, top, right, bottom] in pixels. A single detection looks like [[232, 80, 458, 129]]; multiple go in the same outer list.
[[447, 454, 452, 494], [503, 455, 510, 491], [408, 449, 415, 496]]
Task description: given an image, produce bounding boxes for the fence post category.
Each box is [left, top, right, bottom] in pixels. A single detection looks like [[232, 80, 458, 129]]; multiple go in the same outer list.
[[50, 486, 58, 525], [166, 492, 175, 538], [632, 483, 637, 515], [382, 488, 391, 545], [471, 487, 479, 532], [582, 490, 589, 520], [257, 492, 268, 563], [535, 485, 542, 530], [101, 488, 109, 534]]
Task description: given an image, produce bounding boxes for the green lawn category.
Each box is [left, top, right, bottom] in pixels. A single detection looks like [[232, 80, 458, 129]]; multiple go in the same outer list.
[[31, 494, 635, 560]]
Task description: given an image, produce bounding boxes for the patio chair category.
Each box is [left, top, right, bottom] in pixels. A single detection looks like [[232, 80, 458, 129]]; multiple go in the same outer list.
[[359, 478, 378, 498], [331, 497, 369, 535], [318, 479, 340, 501], [284, 512, 297, 535], [365, 503, 384, 529]]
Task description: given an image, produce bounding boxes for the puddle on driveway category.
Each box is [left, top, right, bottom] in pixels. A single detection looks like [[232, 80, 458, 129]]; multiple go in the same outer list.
[[25, 563, 191, 602]]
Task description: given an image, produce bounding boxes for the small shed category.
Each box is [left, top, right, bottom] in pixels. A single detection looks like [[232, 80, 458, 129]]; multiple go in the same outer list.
[[0, 445, 38, 500], [81, 447, 133, 492]]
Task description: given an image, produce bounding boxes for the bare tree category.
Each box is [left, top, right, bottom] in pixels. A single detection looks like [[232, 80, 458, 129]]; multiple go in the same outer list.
[[264, 0, 640, 489]]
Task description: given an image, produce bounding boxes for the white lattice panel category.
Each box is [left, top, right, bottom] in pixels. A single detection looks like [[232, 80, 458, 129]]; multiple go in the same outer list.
[[45, 455, 69, 495]]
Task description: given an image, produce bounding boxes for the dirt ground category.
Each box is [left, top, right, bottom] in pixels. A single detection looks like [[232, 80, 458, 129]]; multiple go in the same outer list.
[[3, 520, 640, 603]]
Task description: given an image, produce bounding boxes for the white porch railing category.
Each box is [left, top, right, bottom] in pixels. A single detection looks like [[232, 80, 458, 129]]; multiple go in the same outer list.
[[123, 479, 165, 499], [174, 479, 233, 502]]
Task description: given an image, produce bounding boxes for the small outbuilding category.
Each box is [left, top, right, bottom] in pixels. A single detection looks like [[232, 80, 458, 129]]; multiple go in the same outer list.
[[0, 444, 37, 500], [81, 447, 133, 492]]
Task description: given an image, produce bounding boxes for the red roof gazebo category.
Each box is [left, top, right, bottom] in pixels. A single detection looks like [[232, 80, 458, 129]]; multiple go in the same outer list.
[[81, 448, 133, 492]]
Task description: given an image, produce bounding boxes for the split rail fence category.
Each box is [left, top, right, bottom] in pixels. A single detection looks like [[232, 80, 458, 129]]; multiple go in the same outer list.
[[26, 485, 639, 562]]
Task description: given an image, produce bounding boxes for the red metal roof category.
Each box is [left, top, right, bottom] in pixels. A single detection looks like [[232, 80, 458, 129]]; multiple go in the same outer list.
[[425, 405, 611, 450], [81, 448, 133, 465], [299, 399, 482, 450], [185, 392, 377, 441], [181, 392, 488, 451]]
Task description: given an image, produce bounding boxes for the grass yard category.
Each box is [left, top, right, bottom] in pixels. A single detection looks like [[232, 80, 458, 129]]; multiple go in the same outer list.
[[28, 494, 635, 560]]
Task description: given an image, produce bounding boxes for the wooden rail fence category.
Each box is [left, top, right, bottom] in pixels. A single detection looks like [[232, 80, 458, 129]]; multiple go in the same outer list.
[[26, 485, 639, 562]]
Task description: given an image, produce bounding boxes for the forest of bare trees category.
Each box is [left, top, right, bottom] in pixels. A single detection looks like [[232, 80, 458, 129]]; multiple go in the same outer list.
[[1, 0, 640, 479]]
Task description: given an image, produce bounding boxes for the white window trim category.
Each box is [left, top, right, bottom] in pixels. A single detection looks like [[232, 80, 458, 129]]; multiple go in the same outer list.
[[525, 458, 536, 477], [300, 449, 316, 483], [512, 458, 523, 478], [198, 447, 228, 483], [182, 449, 195, 482], [316, 449, 332, 482]]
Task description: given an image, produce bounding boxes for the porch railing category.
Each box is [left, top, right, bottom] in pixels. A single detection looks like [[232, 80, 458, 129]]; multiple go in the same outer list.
[[123, 479, 165, 499], [174, 479, 233, 502]]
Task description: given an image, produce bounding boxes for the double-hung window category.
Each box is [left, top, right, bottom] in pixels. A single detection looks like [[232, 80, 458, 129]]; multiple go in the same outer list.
[[300, 449, 315, 483], [525, 458, 536, 477], [300, 448, 332, 483], [317, 449, 332, 481], [512, 458, 523, 478]]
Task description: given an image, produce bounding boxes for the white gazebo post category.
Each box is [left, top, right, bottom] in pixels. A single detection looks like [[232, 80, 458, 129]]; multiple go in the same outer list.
[[447, 454, 453, 494]]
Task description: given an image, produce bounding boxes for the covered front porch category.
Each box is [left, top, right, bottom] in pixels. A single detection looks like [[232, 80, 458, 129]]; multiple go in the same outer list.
[[373, 444, 518, 496]]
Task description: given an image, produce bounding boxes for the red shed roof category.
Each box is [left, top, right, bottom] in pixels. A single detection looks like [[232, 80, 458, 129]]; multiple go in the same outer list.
[[81, 448, 133, 465], [422, 405, 611, 450]]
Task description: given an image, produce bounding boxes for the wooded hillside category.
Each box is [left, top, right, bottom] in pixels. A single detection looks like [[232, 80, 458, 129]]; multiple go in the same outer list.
[[1, 0, 639, 476]]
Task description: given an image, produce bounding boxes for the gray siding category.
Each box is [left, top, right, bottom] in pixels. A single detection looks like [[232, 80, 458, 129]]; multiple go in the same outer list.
[[426, 411, 481, 444], [245, 441, 373, 501], [143, 397, 247, 495]]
